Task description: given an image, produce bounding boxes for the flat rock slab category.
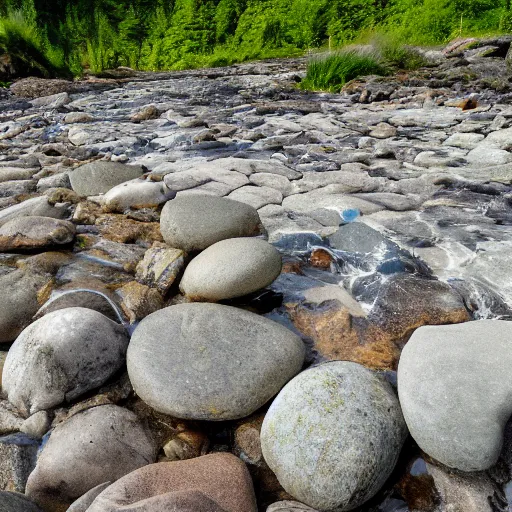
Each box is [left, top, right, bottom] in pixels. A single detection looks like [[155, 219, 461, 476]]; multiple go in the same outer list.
[[127, 303, 305, 420], [398, 320, 512, 471], [180, 237, 282, 301], [0, 216, 75, 251], [68, 161, 144, 197], [160, 195, 261, 252]]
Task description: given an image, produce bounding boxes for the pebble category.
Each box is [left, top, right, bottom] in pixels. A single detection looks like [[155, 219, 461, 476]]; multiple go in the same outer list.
[[180, 237, 282, 301], [127, 303, 305, 420]]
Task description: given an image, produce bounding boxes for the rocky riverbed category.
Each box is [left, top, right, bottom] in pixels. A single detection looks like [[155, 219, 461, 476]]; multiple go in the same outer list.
[[0, 36, 511, 512]]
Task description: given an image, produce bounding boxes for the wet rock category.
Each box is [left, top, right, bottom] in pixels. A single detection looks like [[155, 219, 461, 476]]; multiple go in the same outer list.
[[116, 281, 164, 324], [366, 274, 470, 341], [101, 179, 175, 212], [95, 214, 162, 244], [281, 191, 384, 216], [328, 221, 397, 254], [261, 361, 407, 511], [0, 270, 51, 343], [0, 216, 75, 251], [427, 462, 498, 512], [35, 282, 121, 322], [398, 320, 512, 471], [160, 195, 261, 252], [288, 299, 400, 370], [84, 453, 257, 512], [68, 161, 144, 197], [180, 237, 282, 301], [3, 307, 129, 415], [0, 433, 39, 493], [127, 303, 305, 420], [0, 491, 43, 512], [135, 242, 186, 295], [25, 405, 156, 511]]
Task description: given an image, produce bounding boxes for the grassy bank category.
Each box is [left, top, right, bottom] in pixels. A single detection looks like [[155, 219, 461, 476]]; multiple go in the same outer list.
[[0, 0, 511, 78]]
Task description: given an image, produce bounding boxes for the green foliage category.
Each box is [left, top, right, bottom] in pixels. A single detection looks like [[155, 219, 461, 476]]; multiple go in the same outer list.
[[0, 1, 71, 78], [1, 0, 512, 77], [300, 49, 389, 92]]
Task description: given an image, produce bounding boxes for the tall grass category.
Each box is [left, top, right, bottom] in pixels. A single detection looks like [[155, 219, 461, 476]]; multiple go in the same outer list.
[[0, 3, 70, 78], [2, 0, 512, 78], [300, 49, 389, 92]]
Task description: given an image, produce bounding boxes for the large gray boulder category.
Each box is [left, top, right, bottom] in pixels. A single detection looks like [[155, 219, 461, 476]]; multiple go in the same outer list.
[[3, 307, 129, 415], [397, 320, 512, 471], [261, 361, 407, 511], [0, 270, 51, 343], [127, 303, 305, 420], [160, 195, 261, 252], [180, 237, 282, 301], [68, 161, 144, 197], [25, 405, 156, 511], [0, 216, 75, 251]]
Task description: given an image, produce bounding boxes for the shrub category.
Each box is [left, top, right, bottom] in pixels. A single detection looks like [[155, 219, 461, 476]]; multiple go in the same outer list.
[[300, 49, 388, 92]]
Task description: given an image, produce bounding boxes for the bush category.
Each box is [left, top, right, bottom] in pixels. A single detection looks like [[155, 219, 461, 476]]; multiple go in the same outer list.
[[300, 49, 388, 92]]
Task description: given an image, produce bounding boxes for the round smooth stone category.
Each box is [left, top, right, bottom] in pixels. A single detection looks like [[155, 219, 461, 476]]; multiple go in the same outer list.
[[160, 195, 261, 252], [261, 361, 407, 511], [127, 303, 305, 420], [180, 237, 282, 301]]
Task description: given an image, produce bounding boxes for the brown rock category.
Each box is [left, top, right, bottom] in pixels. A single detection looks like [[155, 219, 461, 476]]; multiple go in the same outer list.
[[163, 431, 209, 461], [309, 249, 333, 269], [117, 281, 164, 324], [95, 214, 162, 244], [85, 453, 257, 512], [130, 105, 160, 123], [0, 216, 75, 251], [73, 201, 102, 225], [233, 415, 294, 508], [289, 300, 400, 370]]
